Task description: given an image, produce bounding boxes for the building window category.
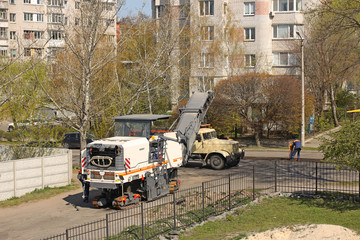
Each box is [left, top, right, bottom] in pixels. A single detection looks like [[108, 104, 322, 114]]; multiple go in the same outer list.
[[0, 49, 7, 56], [11, 49, 16, 57], [50, 30, 62, 40], [24, 48, 42, 57], [48, 13, 66, 24], [200, 52, 214, 68], [244, 2, 255, 15], [273, 24, 304, 39], [24, 30, 44, 39], [273, 52, 297, 66], [10, 13, 15, 22], [273, 0, 302, 11], [245, 54, 256, 67], [24, 13, 44, 22], [75, 1, 80, 9], [244, 28, 255, 41], [200, 0, 214, 16], [0, 27, 7, 40], [24, 0, 30, 3], [10, 0, 15, 4], [10, 31, 15, 40], [48, 0, 66, 7], [155, 5, 165, 18], [0, 10, 6, 20], [197, 76, 214, 91], [75, 17, 79, 25], [201, 26, 214, 41]]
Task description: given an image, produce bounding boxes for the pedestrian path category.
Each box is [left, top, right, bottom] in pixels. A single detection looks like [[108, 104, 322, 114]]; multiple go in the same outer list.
[[304, 125, 342, 148]]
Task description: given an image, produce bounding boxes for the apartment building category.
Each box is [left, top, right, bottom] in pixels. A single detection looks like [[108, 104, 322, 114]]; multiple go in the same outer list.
[[0, 0, 116, 59], [151, 0, 312, 93]]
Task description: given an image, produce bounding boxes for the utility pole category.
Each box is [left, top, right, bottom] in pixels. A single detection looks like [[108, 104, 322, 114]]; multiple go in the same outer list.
[[297, 31, 305, 146]]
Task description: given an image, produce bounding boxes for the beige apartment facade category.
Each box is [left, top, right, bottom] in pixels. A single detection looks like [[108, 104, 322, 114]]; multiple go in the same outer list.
[[0, 0, 116, 59], [151, 0, 313, 94]]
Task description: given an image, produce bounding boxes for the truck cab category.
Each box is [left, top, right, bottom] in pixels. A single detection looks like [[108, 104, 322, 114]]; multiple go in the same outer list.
[[191, 127, 245, 170]]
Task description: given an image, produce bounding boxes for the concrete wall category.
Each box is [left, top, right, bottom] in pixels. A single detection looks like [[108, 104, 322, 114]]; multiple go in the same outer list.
[[0, 149, 72, 201]]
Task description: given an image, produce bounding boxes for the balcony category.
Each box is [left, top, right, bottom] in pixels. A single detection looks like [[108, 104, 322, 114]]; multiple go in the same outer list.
[[0, 1, 8, 9]]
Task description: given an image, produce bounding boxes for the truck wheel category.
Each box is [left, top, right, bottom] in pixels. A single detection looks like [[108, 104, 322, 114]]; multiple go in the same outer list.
[[210, 155, 225, 170]]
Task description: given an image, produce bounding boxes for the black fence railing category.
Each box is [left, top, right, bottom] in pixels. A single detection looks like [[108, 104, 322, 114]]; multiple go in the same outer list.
[[43, 161, 359, 240]]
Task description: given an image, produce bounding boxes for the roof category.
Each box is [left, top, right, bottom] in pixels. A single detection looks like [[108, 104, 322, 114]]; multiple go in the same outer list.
[[113, 114, 170, 121]]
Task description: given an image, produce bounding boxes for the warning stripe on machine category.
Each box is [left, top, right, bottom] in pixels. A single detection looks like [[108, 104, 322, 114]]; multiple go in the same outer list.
[[81, 157, 87, 168], [125, 158, 130, 169]]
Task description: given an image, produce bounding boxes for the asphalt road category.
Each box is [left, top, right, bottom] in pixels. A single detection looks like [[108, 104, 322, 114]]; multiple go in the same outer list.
[[0, 148, 325, 240]]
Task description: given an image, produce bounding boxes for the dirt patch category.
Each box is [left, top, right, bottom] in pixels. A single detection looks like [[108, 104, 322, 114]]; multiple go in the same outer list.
[[246, 224, 360, 240]]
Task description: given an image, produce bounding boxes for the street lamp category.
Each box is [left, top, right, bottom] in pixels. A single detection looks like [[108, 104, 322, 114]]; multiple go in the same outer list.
[[296, 31, 305, 146]]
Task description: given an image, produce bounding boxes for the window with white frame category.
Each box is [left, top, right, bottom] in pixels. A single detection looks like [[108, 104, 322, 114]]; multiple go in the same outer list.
[[10, 0, 15, 4], [24, 0, 30, 3], [24, 48, 42, 57], [200, 0, 214, 16], [0, 49, 7, 56], [155, 5, 165, 18], [197, 76, 214, 91], [244, 28, 255, 41], [48, 13, 66, 24], [10, 13, 15, 22], [0, 10, 7, 20], [0, 27, 7, 39], [273, 0, 302, 12], [273, 52, 297, 66], [50, 30, 62, 40], [201, 26, 214, 41], [200, 52, 214, 68], [11, 49, 16, 57], [244, 2, 255, 15], [47, 0, 67, 7], [245, 54, 255, 67], [24, 13, 44, 22], [24, 30, 44, 39], [273, 24, 304, 39], [10, 31, 15, 40]]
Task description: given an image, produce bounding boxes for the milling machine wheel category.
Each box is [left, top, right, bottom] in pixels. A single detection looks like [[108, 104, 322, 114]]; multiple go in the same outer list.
[[113, 194, 141, 210]]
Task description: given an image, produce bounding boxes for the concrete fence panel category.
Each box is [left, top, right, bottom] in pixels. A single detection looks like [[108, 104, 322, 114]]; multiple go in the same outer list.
[[0, 149, 72, 201]]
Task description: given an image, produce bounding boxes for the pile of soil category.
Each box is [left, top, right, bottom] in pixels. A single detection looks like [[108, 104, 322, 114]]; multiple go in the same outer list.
[[246, 224, 360, 240]]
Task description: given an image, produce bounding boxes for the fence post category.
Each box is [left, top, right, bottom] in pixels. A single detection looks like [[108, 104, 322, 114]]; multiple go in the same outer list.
[[253, 165, 255, 200], [106, 214, 109, 240], [228, 174, 231, 211], [358, 172, 360, 200], [65, 229, 69, 240], [315, 162, 318, 194], [141, 202, 144, 240], [173, 192, 176, 231], [275, 161, 277, 192], [202, 182, 205, 222]]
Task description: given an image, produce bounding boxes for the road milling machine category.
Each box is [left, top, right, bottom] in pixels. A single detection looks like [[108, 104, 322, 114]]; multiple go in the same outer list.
[[80, 91, 214, 209]]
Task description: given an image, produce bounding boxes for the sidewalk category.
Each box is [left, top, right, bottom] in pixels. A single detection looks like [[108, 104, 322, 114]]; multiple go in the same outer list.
[[244, 126, 342, 161]]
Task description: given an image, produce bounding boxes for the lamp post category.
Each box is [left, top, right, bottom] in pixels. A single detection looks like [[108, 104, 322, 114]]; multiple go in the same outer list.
[[297, 31, 305, 146]]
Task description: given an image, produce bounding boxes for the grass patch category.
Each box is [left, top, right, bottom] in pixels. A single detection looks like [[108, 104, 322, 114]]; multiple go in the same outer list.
[[180, 196, 360, 240], [0, 180, 81, 208]]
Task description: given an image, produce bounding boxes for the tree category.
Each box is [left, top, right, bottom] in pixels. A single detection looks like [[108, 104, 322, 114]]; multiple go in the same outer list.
[[38, 0, 123, 153], [210, 74, 312, 146], [304, 10, 360, 126], [319, 121, 360, 172]]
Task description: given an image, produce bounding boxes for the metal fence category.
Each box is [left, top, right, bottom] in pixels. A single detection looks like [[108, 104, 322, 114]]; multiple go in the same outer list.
[[43, 161, 360, 240]]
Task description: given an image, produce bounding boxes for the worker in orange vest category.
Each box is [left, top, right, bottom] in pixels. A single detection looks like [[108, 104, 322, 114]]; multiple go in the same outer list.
[[290, 139, 302, 161]]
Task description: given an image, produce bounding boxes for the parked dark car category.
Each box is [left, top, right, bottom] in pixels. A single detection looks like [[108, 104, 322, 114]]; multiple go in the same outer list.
[[62, 132, 95, 149]]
